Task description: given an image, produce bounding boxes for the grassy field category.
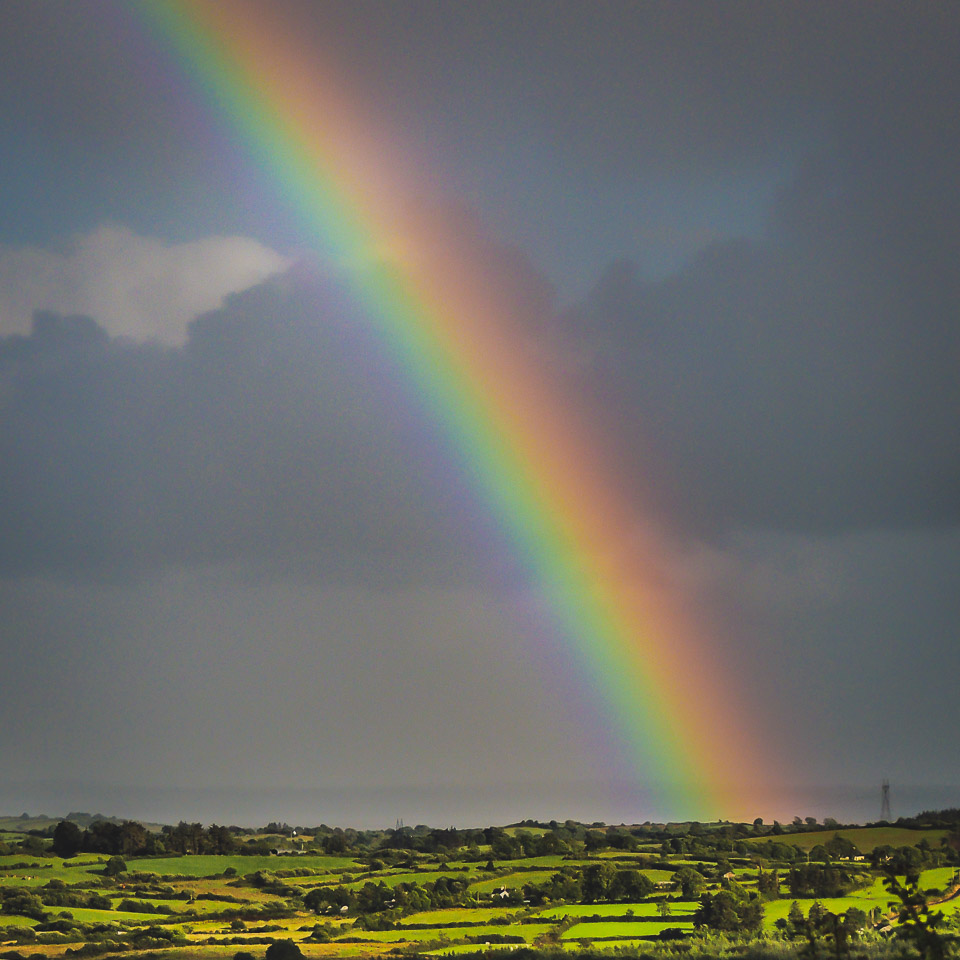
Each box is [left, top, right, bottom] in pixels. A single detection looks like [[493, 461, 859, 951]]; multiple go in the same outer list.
[[468, 871, 558, 893], [399, 907, 521, 924], [491, 856, 570, 871], [535, 901, 698, 920], [775, 827, 948, 854], [130, 855, 359, 876], [0, 914, 40, 926], [301, 922, 555, 943], [562, 919, 692, 940], [0, 819, 955, 959], [430, 945, 520, 955], [758, 867, 960, 933]]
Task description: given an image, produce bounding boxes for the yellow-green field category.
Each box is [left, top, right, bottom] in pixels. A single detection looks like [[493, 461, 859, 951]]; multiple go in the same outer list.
[[775, 827, 948, 854], [1, 820, 956, 959]]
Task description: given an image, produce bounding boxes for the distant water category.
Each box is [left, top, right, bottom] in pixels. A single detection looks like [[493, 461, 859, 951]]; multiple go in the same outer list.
[[3, 778, 958, 829]]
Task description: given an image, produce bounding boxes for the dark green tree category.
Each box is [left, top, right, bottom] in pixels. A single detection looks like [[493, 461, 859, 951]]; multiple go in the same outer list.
[[581, 862, 617, 902], [672, 866, 706, 898], [264, 940, 303, 960], [695, 890, 762, 933], [609, 868, 654, 901], [787, 899, 807, 938], [52, 820, 83, 858], [884, 870, 945, 960]]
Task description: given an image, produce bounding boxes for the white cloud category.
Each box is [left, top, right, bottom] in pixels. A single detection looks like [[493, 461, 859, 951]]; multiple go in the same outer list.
[[0, 225, 292, 344]]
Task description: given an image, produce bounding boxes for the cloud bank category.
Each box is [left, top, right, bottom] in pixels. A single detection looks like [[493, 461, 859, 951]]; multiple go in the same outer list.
[[0, 226, 291, 344]]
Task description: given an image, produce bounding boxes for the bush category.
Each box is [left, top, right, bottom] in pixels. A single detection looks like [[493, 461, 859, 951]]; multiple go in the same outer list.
[[103, 857, 127, 877], [264, 942, 303, 960]]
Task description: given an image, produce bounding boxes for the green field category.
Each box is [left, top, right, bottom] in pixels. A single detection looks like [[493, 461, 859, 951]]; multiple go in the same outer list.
[[307, 922, 554, 944], [468, 871, 558, 893], [400, 907, 521, 924], [130, 855, 359, 876], [0, 914, 40, 927], [0, 816, 955, 960], [775, 827, 948, 854], [430, 945, 520, 955], [758, 868, 960, 933], [489, 856, 570, 871], [562, 919, 692, 939], [535, 901, 698, 919]]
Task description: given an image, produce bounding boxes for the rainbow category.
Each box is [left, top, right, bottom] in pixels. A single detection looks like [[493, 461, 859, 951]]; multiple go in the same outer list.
[[136, 0, 775, 820]]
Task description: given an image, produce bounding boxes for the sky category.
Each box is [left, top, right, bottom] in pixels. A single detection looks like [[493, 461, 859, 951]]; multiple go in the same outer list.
[[1, 0, 958, 830]]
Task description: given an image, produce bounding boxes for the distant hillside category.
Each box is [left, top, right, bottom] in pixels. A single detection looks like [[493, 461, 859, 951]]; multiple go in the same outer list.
[[0, 811, 167, 833], [774, 825, 948, 853]]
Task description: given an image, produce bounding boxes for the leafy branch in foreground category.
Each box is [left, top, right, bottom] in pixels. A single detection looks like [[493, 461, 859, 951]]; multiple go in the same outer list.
[[883, 869, 946, 960]]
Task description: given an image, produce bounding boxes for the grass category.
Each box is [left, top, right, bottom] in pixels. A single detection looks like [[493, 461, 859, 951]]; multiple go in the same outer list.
[[0, 914, 40, 927], [430, 945, 521, 955], [468, 871, 557, 893], [756, 866, 958, 932], [0, 839, 954, 960], [489, 857, 569, 871], [43, 905, 158, 923], [0, 856, 107, 884], [129, 855, 359, 876], [774, 827, 947, 854], [534, 901, 698, 919], [160, 945, 393, 959], [109, 897, 246, 915], [562, 919, 692, 939], [331, 921, 554, 943], [559, 938, 664, 950], [400, 907, 521, 924], [331, 869, 475, 891]]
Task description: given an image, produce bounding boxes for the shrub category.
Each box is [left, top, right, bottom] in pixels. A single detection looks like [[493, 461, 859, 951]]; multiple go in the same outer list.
[[264, 941, 303, 960]]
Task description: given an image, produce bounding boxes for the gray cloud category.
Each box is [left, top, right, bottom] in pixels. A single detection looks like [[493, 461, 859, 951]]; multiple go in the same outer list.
[[1, 0, 958, 825], [0, 253, 554, 585], [562, 138, 960, 533]]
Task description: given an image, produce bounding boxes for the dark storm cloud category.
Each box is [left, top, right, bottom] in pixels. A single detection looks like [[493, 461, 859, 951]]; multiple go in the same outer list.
[[0, 268, 529, 583], [1, 0, 958, 825], [562, 84, 960, 533], [278, 1, 956, 172], [5, 2, 957, 274]]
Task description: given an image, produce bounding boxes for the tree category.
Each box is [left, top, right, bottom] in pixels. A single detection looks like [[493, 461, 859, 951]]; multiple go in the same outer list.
[[103, 855, 127, 876], [672, 866, 705, 898], [757, 868, 780, 900], [787, 900, 806, 937], [86, 820, 123, 854], [884, 870, 945, 960], [118, 820, 147, 856], [581, 862, 617, 902], [695, 890, 763, 934], [323, 832, 348, 855], [610, 869, 654, 901], [809, 844, 831, 864], [265, 941, 303, 960], [52, 820, 83, 858], [826, 833, 856, 860]]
